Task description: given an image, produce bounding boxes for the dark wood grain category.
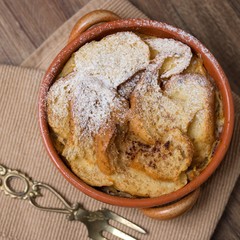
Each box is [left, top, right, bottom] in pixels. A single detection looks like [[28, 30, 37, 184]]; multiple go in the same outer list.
[[0, 0, 239, 239], [0, 0, 88, 64]]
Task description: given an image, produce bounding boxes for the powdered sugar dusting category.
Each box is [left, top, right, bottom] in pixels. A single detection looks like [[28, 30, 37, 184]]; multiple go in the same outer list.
[[132, 53, 214, 136], [71, 75, 128, 138], [47, 71, 128, 140], [74, 31, 150, 88], [106, 19, 221, 75], [117, 71, 143, 99], [145, 38, 192, 78]]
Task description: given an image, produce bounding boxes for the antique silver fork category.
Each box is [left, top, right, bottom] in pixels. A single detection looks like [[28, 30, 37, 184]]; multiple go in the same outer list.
[[0, 164, 147, 240]]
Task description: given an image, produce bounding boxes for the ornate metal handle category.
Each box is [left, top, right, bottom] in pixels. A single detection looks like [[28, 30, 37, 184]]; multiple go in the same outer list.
[[0, 164, 84, 220]]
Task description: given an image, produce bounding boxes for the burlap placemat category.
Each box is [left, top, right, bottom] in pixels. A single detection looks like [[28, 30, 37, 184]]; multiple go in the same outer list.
[[1, 0, 240, 239]]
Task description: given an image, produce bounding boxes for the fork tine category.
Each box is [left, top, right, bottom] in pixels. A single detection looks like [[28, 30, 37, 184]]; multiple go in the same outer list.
[[89, 233, 107, 240], [105, 225, 137, 240], [103, 209, 147, 234]]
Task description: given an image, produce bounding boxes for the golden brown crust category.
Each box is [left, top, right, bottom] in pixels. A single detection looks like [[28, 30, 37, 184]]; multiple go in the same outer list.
[[128, 107, 155, 145], [58, 54, 76, 78], [117, 71, 143, 99], [130, 129, 194, 181], [164, 74, 215, 164], [183, 54, 207, 76], [144, 38, 192, 78], [95, 125, 116, 175], [129, 55, 165, 142], [112, 169, 187, 197]]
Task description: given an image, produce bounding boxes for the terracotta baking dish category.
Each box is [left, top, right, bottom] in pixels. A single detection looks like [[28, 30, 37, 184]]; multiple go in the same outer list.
[[38, 10, 234, 219]]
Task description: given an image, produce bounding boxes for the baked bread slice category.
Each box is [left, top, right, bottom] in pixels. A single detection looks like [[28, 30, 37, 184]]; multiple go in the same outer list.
[[113, 169, 187, 198], [184, 54, 207, 76], [131, 129, 193, 181], [94, 123, 129, 175], [58, 87, 117, 188], [68, 73, 128, 172], [74, 31, 150, 88], [47, 71, 128, 143], [129, 55, 185, 143], [49, 90, 114, 187], [164, 74, 215, 164], [69, 75, 128, 139], [47, 72, 78, 144], [62, 139, 114, 187], [129, 55, 162, 144], [95, 126, 189, 197], [144, 38, 192, 77]]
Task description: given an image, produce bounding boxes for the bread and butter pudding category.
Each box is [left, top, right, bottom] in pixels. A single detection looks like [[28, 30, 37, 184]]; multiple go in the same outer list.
[[47, 32, 224, 198]]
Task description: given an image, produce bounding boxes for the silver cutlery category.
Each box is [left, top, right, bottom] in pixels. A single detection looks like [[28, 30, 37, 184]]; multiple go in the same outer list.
[[0, 164, 147, 240]]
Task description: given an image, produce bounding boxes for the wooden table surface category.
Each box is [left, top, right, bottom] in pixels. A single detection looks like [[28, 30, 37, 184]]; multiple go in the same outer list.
[[0, 0, 239, 239]]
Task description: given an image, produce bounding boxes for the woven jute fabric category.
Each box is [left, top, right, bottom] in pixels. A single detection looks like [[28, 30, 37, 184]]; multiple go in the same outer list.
[[1, 0, 240, 239]]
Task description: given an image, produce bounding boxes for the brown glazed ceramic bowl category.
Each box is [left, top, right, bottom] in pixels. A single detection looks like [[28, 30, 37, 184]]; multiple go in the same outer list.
[[38, 10, 234, 219]]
